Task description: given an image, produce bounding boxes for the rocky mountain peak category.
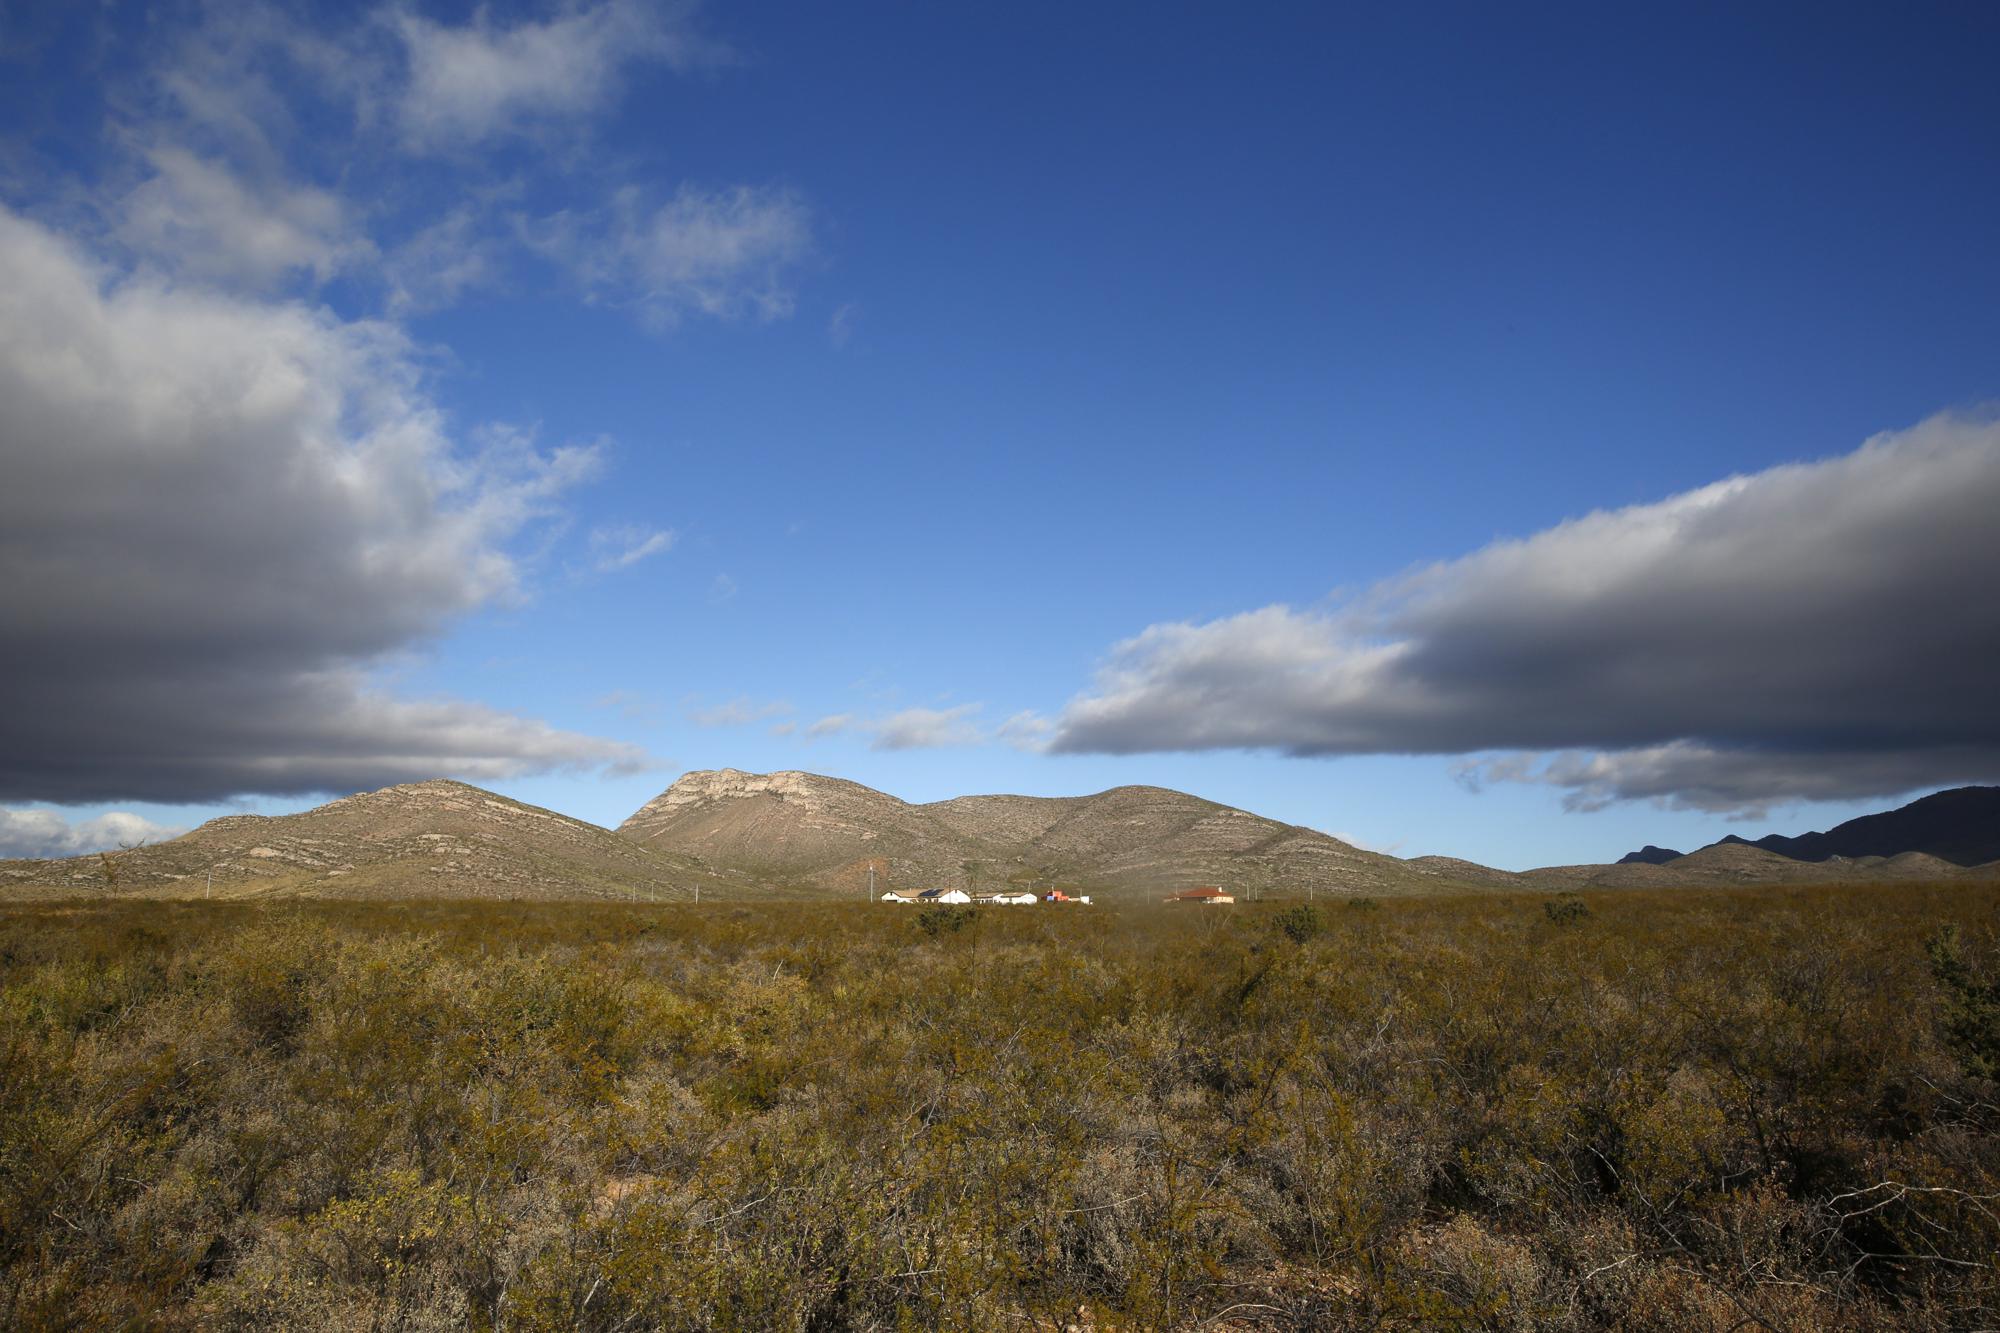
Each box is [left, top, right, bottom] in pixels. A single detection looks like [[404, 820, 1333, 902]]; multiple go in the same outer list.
[[661, 769, 835, 806], [625, 769, 900, 830]]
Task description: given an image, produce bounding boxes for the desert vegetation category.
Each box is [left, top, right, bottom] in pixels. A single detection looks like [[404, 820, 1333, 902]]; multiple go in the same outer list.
[[2, 884, 1996, 1329]]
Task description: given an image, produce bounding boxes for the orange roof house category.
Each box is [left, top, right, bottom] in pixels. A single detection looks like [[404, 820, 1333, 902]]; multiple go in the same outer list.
[[1165, 886, 1234, 904]]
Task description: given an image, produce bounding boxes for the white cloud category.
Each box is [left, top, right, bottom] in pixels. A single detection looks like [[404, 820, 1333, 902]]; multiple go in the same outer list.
[[1329, 829, 1405, 856], [805, 713, 856, 739], [394, 0, 715, 150], [594, 690, 662, 724], [115, 145, 371, 289], [590, 524, 676, 572], [687, 697, 793, 728], [995, 710, 1055, 751], [0, 809, 186, 860], [90, 1, 787, 326], [787, 703, 1030, 750], [382, 205, 504, 313], [533, 183, 812, 328], [1053, 414, 2000, 814], [828, 301, 858, 348], [871, 705, 986, 751], [0, 204, 644, 802]]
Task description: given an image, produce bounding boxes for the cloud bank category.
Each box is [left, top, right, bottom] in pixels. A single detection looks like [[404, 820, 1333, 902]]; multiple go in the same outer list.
[[0, 206, 646, 803], [0, 2, 816, 806], [0, 809, 187, 860], [1053, 415, 2000, 814]]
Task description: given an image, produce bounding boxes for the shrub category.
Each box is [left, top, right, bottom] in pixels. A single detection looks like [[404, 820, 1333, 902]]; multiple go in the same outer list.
[[1927, 923, 2000, 1081], [916, 905, 976, 937], [1273, 902, 1323, 944], [0, 885, 1995, 1327], [1544, 894, 1591, 925]]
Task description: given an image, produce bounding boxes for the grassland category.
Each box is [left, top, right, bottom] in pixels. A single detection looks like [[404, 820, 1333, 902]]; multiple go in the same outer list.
[[2, 884, 1996, 1329]]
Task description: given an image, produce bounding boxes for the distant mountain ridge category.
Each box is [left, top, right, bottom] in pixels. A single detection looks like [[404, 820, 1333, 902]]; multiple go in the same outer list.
[[1617, 845, 1684, 866], [1710, 787, 2000, 867], [1615, 787, 2000, 870], [618, 768, 1475, 898], [1528, 842, 1989, 890]]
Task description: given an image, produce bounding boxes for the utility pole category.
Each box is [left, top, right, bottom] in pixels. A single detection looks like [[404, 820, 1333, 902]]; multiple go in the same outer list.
[[868, 862, 876, 904]]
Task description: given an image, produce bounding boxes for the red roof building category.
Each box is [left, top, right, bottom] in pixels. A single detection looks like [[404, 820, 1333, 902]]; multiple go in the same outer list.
[[1164, 886, 1234, 904]]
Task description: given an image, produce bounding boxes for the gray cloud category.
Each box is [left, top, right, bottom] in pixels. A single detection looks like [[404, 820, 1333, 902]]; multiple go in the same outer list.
[[0, 205, 647, 803], [1053, 414, 2000, 813], [1455, 742, 2000, 821]]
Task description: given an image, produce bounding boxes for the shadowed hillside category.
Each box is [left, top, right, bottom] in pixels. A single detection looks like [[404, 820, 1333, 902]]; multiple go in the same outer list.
[[1527, 841, 2000, 889], [1711, 785, 2000, 866]]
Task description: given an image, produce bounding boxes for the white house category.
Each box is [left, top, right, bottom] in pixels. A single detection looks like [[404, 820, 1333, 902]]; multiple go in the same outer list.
[[916, 888, 972, 904]]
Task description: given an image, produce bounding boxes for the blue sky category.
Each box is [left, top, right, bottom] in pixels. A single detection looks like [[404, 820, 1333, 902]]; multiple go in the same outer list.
[[2, 1, 1998, 870]]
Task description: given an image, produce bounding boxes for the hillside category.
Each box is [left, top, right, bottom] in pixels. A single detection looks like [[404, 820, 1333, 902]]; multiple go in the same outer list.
[[619, 769, 1484, 897], [0, 780, 743, 901]]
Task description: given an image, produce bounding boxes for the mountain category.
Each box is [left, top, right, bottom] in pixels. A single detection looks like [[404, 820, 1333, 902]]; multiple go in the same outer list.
[[1, 780, 744, 901], [1528, 842, 1998, 890], [1611, 786, 2000, 870], [1710, 787, 2000, 867], [619, 769, 1487, 898], [18, 770, 1985, 904]]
